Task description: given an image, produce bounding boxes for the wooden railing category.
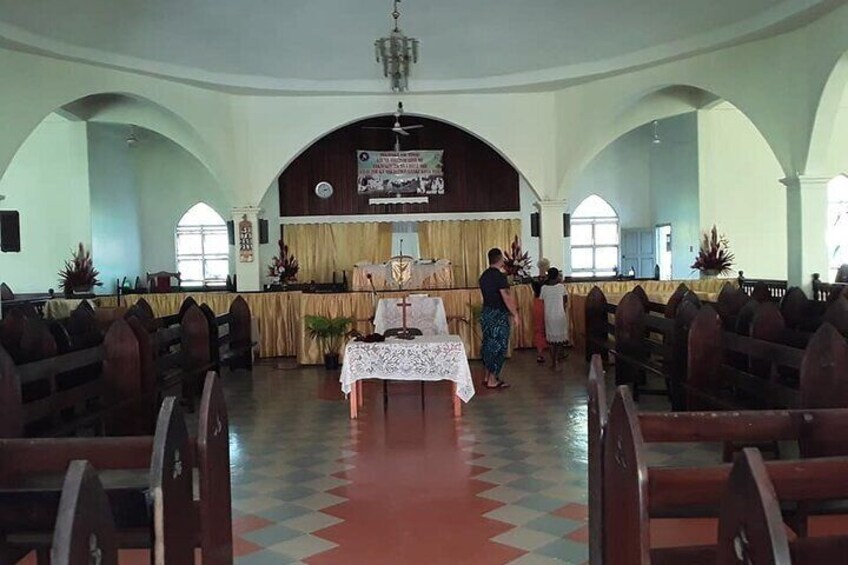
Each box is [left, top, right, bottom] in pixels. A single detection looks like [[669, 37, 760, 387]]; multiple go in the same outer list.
[[737, 271, 787, 302]]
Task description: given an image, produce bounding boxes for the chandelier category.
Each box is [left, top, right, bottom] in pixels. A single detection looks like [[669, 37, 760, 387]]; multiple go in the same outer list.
[[374, 0, 419, 92]]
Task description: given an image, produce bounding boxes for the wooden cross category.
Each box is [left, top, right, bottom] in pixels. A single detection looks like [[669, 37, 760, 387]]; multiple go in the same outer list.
[[396, 294, 412, 332]]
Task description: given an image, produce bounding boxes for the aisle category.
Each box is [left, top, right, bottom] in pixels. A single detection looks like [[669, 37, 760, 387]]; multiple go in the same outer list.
[[228, 352, 592, 565]]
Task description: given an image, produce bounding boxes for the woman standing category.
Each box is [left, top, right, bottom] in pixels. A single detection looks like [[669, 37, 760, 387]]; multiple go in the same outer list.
[[531, 258, 550, 363], [479, 248, 520, 389], [540, 267, 569, 369]]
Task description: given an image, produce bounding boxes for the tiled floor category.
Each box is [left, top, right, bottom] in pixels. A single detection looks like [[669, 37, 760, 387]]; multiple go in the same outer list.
[[227, 351, 593, 564]]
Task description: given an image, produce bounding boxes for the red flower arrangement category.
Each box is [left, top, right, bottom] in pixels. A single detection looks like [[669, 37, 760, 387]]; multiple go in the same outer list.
[[58, 242, 102, 295], [691, 225, 735, 275], [503, 235, 532, 279], [268, 240, 299, 283]]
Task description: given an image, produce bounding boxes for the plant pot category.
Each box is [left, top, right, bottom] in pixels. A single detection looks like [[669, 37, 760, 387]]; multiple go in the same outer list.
[[699, 270, 719, 279], [323, 353, 340, 370]]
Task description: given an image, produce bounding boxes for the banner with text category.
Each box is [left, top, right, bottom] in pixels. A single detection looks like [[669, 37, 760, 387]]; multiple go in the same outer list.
[[357, 150, 444, 195]]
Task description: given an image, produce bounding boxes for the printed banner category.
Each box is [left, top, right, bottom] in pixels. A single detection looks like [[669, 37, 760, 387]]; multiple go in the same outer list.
[[357, 150, 444, 195]]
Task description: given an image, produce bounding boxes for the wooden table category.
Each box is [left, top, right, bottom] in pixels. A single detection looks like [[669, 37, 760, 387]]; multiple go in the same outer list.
[[339, 335, 475, 419]]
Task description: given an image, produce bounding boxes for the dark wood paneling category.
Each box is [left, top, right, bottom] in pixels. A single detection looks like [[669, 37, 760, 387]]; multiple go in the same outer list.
[[278, 116, 519, 216]]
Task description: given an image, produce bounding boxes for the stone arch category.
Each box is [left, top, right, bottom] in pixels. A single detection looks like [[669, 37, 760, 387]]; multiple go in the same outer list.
[[0, 90, 221, 185], [258, 110, 545, 205], [807, 51, 848, 176], [558, 83, 788, 197]]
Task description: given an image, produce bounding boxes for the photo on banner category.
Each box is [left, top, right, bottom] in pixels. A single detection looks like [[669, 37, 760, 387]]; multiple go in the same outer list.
[[357, 150, 444, 195]]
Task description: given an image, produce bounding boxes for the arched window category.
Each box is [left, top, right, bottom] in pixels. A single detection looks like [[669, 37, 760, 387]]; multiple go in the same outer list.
[[827, 175, 848, 281], [571, 195, 620, 277], [175, 203, 229, 287]]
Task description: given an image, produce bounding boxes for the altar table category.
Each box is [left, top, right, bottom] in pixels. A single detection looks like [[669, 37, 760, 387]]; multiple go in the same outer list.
[[373, 296, 449, 336], [352, 260, 454, 291], [340, 335, 475, 419]]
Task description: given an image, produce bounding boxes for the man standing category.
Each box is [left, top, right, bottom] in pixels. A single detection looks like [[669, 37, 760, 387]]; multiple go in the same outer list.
[[479, 248, 520, 389]]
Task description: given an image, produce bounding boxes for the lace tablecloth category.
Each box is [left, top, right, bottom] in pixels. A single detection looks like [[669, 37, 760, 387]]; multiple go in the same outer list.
[[340, 336, 475, 402], [373, 296, 449, 336]]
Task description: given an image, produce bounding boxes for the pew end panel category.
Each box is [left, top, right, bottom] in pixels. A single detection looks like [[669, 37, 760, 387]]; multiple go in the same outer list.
[[50, 460, 119, 565], [0, 344, 24, 438], [585, 287, 609, 363], [715, 448, 791, 565], [602, 386, 650, 565], [149, 396, 195, 564], [686, 305, 724, 410], [197, 372, 234, 565], [587, 355, 607, 565], [799, 323, 848, 457]]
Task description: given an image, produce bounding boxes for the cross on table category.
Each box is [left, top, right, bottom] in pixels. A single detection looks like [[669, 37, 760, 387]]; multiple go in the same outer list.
[[394, 294, 416, 339]]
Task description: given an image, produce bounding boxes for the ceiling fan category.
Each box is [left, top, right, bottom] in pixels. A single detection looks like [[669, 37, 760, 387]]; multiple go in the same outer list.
[[363, 102, 424, 137]]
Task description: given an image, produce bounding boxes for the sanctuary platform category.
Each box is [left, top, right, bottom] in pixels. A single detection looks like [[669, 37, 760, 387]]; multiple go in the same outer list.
[[88, 278, 732, 365]]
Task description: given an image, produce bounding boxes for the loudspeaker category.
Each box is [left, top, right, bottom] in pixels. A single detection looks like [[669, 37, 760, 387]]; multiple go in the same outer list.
[[0, 211, 20, 252], [530, 213, 540, 237], [226, 220, 235, 245], [259, 219, 269, 244], [563, 213, 571, 238]]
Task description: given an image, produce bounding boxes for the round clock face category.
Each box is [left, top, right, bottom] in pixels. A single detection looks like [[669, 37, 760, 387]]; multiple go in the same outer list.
[[315, 181, 334, 199]]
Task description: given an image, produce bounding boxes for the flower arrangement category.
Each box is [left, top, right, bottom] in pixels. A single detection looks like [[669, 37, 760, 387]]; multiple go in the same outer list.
[[58, 243, 102, 296], [691, 225, 735, 276], [503, 235, 532, 279], [268, 240, 299, 283]]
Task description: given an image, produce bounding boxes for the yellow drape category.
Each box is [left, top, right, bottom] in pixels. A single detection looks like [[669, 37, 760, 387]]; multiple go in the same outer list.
[[284, 223, 393, 283], [419, 219, 521, 288]]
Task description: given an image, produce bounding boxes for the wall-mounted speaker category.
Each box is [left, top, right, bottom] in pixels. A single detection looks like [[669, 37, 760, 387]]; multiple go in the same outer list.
[[563, 213, 571, 238], [259, 219, 269, 244], [530, 213, 540, 237], [0, 211, 20, 252], [226, 220, 235, 245]]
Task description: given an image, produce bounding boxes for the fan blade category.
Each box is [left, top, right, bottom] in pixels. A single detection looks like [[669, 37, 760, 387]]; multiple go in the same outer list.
[[362, 126, 393, 130], [394, 127, 410, 136], [401, 124, 424, 130]]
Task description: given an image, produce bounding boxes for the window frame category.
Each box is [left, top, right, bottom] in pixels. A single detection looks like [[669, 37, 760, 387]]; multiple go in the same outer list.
[[175, 205, 230, 287], [570, 196, 621, 278]]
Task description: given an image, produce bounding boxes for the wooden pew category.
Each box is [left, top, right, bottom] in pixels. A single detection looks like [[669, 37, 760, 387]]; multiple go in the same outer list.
[[0, 318, 151, 438], [0, 372, 232, 564], [685, 307, 848, 411], [588, 362, 848, 565], [0, 460, 120, 564]]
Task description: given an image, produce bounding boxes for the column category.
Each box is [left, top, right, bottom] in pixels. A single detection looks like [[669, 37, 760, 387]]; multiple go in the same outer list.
[[535, 200, 567, 270], [232, 206, 263, 292], [781, 175, 830, 291]]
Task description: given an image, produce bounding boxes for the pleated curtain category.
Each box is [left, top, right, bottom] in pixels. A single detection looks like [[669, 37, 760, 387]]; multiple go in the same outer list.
[[419, 219, 522, 287], [283, 222, 393, 283]]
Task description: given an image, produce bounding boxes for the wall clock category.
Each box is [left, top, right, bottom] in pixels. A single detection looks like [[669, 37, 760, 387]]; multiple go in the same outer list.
[[315, 181, 334, 199]]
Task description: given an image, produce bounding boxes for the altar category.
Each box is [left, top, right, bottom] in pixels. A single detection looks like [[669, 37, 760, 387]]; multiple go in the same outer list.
[[352, 259, 454, 291]]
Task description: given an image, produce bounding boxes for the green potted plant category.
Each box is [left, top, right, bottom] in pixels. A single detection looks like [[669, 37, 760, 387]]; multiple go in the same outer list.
[[58, 242, 102, 297], [305, 315, 354, 370]]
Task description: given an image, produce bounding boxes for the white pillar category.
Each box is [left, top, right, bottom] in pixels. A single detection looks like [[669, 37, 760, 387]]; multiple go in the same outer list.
[[781, 175, 829, 292], [232, 206, 263, 292], [536, 200, 567, 271]]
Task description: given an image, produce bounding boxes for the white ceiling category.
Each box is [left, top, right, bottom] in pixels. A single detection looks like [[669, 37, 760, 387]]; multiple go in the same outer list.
[[0, 0, 840, 93]]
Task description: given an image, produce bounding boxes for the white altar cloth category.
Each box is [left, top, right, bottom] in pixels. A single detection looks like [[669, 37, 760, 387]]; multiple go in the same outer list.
[[340, 335, 475, 404], [373, 296, 449, 336]]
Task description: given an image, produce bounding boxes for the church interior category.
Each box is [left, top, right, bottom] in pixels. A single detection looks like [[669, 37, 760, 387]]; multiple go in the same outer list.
[[2, 1, 848, 563]]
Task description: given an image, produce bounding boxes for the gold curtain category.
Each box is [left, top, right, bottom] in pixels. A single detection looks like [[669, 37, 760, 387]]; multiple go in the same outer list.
[[419, 219, 521, 287], [284, 223, 393, 283]]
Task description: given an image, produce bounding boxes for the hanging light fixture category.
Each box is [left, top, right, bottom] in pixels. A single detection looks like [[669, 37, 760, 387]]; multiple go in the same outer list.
[[126, 125, 139, 147], [375, 0, 419, 92], [651, 120, 662, 145]]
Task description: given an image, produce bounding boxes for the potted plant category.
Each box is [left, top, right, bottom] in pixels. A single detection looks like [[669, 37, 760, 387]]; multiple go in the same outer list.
[[305, 315, 354, 370], [691, 225, 735, 278], [503, 235, 532, 283], [58, 243, 102, 297], [268, 240, 299, 287]]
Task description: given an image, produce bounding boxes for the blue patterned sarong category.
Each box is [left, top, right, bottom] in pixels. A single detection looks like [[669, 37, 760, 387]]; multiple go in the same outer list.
[[480, 307, 511, 375]]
